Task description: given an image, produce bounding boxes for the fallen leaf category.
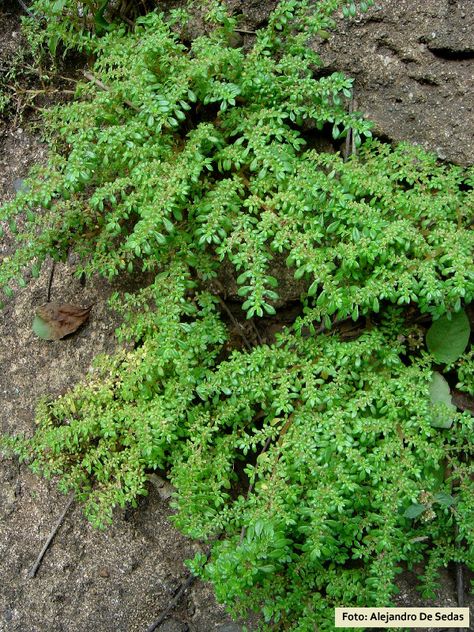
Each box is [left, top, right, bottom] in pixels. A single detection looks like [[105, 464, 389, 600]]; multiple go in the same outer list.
[[33, 302, 93, 340]]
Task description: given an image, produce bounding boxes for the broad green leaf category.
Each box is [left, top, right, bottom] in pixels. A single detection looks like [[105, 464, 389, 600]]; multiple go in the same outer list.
[[426, 309, 470, 364], [429, 371, 456, 428], [433, 492, 455, 507], [404, 504, 425, 519], [94, 0, 113, 35]]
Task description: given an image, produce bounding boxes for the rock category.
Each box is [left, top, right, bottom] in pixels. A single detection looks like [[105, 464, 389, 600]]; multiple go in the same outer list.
[[3, 608, 13, 622], [148, 474, 176, 501], [318, 0, 474, 166], [13, 178, 29, 193]]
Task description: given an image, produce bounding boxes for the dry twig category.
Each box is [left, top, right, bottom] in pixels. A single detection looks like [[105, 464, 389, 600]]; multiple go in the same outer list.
[[28, 493, 74, 578], [82, 71, 139, 111], [144, 549, 212, 632], [343, 97, 358, 161], [46, 259, 56, 302], [15, 0, 34, 17], [218, 296, 252, 350]]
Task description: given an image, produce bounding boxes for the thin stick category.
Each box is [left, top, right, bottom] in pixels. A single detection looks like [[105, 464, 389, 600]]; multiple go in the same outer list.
[[120, 14, 135, 27], [28, 493, 74, 578], [144, 549, 212, 632], [58, 75, 80, 83], [250, 318, 263, 345], [13, 88, 76, 95], [456, 562, 464, 607], [46, 260, 56, 302], [6, 86, 76, 96], [234, 28, 256, 35], [454, 524, 464, 610], [15, 0, 34, 17], [218, 297, 252, 350], [82, 71, 139, 111]]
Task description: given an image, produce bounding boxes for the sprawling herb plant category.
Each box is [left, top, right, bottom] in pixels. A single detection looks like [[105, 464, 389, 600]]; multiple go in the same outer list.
[[1, 1, 473, 629], [22, 0, 159, 55]]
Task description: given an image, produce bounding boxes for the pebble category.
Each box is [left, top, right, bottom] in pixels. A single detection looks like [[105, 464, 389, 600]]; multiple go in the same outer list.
[[13, 178, 29, 193], [3, 609, 13, 622]]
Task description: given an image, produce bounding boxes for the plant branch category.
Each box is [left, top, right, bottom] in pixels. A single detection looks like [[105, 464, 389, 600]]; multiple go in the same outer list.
[[218, 296, 252, 350], [239, 434, 273, 544], [15, 0, 34, 17], [82, 71, 139, 111], [144, 549, 212, 632]]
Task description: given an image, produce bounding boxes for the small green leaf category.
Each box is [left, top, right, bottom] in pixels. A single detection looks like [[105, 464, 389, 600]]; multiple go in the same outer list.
[[308, 280, 318, 296], [263, 303, 276, 315], [426, 309, 470, 364]]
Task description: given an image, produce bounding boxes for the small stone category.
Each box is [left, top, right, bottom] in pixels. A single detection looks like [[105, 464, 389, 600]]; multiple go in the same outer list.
[[13, 178, 29, 193], [98, 567, 110, 578], [3, 609, 13, 622]]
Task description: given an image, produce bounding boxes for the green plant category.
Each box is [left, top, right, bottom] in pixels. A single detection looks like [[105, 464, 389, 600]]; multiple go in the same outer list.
[[23, 0, 156, 55], [0, 43, 43, 119], [1, 1, 473, 629]]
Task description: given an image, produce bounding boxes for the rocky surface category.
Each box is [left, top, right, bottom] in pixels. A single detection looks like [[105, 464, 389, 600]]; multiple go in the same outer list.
[[319, 0, 474, 166]]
